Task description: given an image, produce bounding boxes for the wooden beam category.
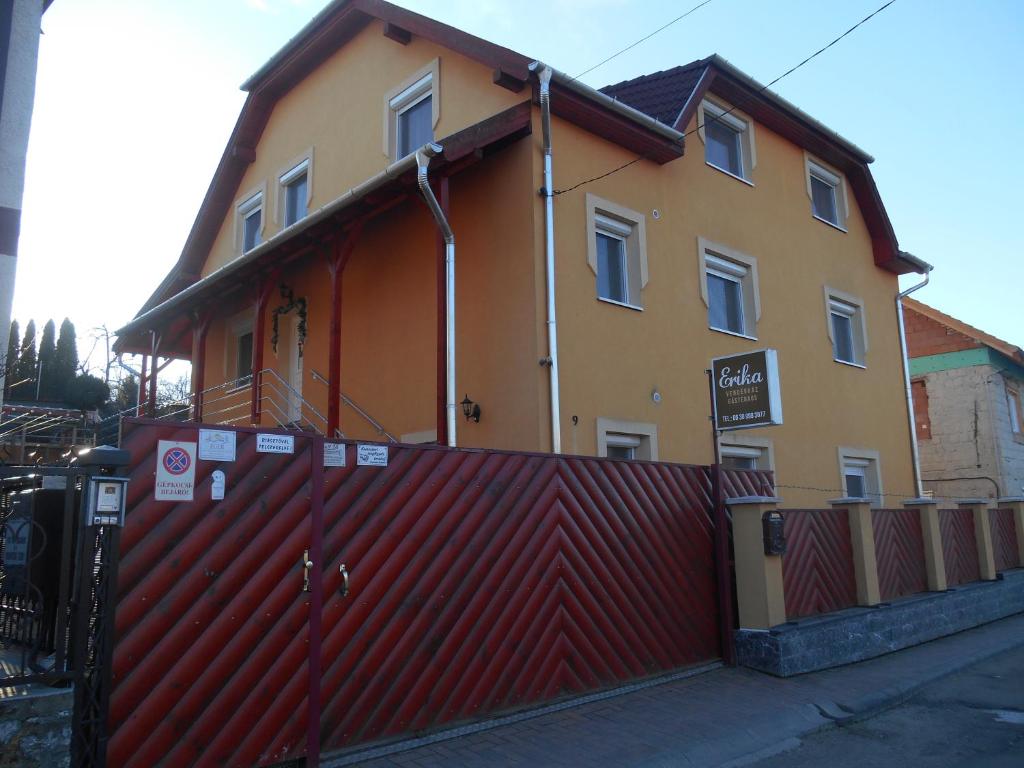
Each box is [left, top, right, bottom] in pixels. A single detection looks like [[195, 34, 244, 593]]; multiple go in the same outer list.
[[250, 275, 278, 425], [191, 312, 213, 422], [492, 67, 525, 93], [326, 224, 363, 437], [382, 22, 411, 45]]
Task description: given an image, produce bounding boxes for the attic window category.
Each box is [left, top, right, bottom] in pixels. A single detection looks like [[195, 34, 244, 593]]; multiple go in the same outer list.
[[700, 99, 754, 183], [805, 156, 848, 231], [238, 192, 263, 254], [391, 74, 433, 159], [280, 158, 310, 227]]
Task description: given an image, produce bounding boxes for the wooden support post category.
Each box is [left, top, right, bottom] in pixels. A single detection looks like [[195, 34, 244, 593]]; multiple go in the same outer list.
[[904, 498, 946, 591], [831, 497, 881, 606], [326, 225, 362, 437], [251, 277, 277, 425], [435, 176, 450, 446], [728, 496, 786, 630], [148, 332, 160, 417], [191, 313, 212, 423], [998, 497, 1024, 567], [137, 354, 149, 417], [959, 499, 997, 581]]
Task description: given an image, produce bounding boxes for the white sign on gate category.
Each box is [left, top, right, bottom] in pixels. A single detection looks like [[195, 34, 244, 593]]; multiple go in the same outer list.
[[199, 429, 236, 462], [256, 433, 295, 454], [155, 440, 197, 502], [323, 442, 346, 467], [356, 444, 388, 467]]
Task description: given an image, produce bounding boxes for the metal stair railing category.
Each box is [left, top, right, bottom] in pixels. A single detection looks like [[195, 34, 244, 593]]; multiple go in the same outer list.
[[309, 370, 397, 442]]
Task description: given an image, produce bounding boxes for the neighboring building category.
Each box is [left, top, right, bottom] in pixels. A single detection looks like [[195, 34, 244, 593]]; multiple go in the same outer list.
[[115, 0, 927, 507], [0, 0, 53, 411], [903, 298, 1024, 500]]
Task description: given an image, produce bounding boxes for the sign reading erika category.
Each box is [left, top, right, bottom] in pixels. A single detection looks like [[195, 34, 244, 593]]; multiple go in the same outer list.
[[711, 349, 783, 431]]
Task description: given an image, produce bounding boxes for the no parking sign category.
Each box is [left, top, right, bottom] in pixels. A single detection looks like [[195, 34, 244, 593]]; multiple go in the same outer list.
[[155, 440, 197, 502]]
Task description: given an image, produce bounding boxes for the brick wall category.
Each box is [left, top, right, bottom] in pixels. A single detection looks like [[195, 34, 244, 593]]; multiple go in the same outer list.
[[904, 306, 980, 358]]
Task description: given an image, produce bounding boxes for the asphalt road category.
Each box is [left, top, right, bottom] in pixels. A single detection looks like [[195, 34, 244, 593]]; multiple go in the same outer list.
[[749, 644, 1024, 768]]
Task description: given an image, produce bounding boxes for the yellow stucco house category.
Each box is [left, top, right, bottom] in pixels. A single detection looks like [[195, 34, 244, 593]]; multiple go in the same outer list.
[[116, 0, 929, 507]]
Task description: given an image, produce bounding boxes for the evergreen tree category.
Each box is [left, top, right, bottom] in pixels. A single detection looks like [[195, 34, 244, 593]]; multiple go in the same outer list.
[[54, 318, 78, 398], [37, 319, 57, 401], [13, 320, 37, 401], [4, 320, 19, 398]]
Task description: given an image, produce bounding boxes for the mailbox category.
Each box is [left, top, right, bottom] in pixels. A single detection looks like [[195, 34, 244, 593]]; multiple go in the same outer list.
[[762, 510, 786, 555]]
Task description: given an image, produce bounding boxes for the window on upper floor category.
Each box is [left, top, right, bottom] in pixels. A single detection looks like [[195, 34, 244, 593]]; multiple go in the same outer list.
[[236, 331, 254, 382], [387, 65, 437, 160], [597, 417, 658, 461], [825, 288, 868, 367], [838, 447, 882, 504], [280, 158, 310, 228], [1007, 383, 1023, 436], [700, 99, 754, 182], [586, 194, 647, 310], [238, 191, 263, 254], [805, 156, 848, 230], [699, 238, 759, 339]]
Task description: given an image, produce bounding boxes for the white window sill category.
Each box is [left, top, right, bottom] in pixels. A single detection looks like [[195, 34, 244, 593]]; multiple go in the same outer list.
[[834, 358, 867, 369], [706, 162, 755, 187], [709, 325, 757, 341], [597, 297, 643, 312], [812, 214, 848, 233]]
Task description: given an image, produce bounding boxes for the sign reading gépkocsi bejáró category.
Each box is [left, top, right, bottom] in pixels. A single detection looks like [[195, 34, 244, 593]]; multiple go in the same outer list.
[[711, 349, 783, 431]]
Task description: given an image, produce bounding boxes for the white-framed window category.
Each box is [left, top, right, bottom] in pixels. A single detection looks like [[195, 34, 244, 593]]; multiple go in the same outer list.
[[825, 287, 868, 367], [699, 238, 760, 339], [586, 194, 647, 309], [805, 155, 848, 230], [699, 99, 755, 182], [597, 418, 658, 461], [227, 311, 254, 383], [721, 438, 773, 471], [385, 62, 439, 160], [237, 191, 264, 254], [280, 157, 310, 228], [1007, 383, 1023, 436], [838, 447, 882, 504]]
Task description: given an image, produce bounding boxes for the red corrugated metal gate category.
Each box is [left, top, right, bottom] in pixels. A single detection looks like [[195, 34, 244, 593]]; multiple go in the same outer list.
[[110, 419, 772, 767]]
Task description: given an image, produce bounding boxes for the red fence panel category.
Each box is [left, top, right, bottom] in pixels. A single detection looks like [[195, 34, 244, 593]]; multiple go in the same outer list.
[[939, 508, 981, 587], [872, 508, 928, 601], [781, 509, 858, 620], [991, 508, 1020, 572]]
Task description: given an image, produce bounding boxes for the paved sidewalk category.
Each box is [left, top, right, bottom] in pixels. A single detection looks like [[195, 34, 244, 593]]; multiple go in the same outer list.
[[326, 612, 1024, 768]]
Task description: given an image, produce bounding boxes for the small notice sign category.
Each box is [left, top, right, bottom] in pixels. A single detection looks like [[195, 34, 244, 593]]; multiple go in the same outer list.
[[211, 470, 226, 501], [155, 440, 197, 502], [357, 444, 388, 467], [256, 434, 295, 454], [42, 475, 67, 490], [711, 349, 784, 431], [324, 443, 346, 467], [199, 429, 236, 462]]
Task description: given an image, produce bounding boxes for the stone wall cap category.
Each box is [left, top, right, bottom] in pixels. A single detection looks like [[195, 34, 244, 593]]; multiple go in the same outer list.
[[956, 498, 991, 506], [725, 496, 782, 505], [996, 497, 1024, 503], [903, 498, 939, 506], [827, 497, 872, 505]]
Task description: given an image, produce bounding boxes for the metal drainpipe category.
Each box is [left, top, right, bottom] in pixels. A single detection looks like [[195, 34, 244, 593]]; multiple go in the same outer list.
[[897, 266, 932, 497], [415, 144, 457, 448], [529, 61, 562, 454]]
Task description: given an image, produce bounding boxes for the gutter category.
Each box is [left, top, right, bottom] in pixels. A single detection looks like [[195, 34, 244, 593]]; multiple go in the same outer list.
[[116, 144, 441, 341], [529, 62, 562, 454], [413, 145, 458, 448], [896, 250, 934, 497]]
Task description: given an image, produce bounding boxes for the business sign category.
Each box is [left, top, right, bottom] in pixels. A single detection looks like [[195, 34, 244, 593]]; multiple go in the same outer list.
[[256, 433, 295, 454], [357, 444, 388, 467], [199, 429, 236, 462], [711, 349, 783, 431], [155, 440, 197, 502]]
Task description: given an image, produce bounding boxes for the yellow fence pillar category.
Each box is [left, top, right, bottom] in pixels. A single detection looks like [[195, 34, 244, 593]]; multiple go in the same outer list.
[[728, 496, 786, 630], [831, 498, 880, 606], [904, 498, 946, 592], [959, 499, 997, 581], [998, 497, 1024, 567]]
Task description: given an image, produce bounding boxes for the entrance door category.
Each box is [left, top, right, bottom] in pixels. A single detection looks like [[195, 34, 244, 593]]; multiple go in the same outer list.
[[287, 315, 303, 424]]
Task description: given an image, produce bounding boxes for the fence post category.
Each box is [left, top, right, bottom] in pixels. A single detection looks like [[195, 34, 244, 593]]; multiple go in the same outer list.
[[727, 496, 785, 630], [998, 497, 1024, 567], [830, 497, 880, 606], [904, 498, 946, 591], [959, 499, 997, 581]]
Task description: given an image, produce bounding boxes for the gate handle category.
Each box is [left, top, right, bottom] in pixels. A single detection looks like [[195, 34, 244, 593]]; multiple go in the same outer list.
[[302, 549, 313, 593], [339, 563, 350, 598]]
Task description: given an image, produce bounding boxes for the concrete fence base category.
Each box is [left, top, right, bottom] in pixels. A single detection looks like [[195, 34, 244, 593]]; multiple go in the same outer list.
[[735, 568, 1024, 677]]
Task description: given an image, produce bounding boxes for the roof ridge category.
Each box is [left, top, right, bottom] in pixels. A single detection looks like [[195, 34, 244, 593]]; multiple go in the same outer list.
[[600, 57, 708, 93]]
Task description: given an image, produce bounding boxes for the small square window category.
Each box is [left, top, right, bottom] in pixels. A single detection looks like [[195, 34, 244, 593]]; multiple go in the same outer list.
[[587, 196, 647, 309], [701, 100, 753, 181], [702, 247, 758, 338], [390, 73, 433, 160], [828, 294, 866, 366], [238, 192, 263, 254], [280, 159, 309, 227], [838, 447, 882, 505], [806, 158, 847, 229]]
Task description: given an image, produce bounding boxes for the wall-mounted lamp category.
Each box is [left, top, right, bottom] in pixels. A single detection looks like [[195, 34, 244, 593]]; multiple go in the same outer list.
[[460, 394, 481, 423]]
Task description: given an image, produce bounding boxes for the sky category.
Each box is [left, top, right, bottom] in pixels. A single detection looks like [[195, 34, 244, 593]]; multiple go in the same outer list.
[[14, 0, 1023, 377]]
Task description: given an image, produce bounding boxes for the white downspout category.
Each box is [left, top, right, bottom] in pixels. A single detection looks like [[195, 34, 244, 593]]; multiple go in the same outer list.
[[414, 144, 458, 447], [897, 262, 933, 497], [530, 61, 562, 454]]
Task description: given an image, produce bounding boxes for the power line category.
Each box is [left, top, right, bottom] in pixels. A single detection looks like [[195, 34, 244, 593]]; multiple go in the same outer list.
[[554, 0, 898, 195], [571, 0, 716, 81]]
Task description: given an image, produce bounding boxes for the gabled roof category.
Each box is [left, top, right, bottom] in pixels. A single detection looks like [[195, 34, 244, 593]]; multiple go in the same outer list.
[[600, 60, 709, 127], [903, 297, 1024, 366]]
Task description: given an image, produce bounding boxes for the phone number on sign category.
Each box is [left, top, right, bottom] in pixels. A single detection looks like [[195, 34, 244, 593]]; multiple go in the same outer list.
[[722, 410, 766, 423]]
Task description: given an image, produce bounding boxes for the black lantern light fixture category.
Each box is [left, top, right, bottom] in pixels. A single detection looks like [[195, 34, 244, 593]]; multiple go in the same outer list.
[[460, 394, 481, 423]]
